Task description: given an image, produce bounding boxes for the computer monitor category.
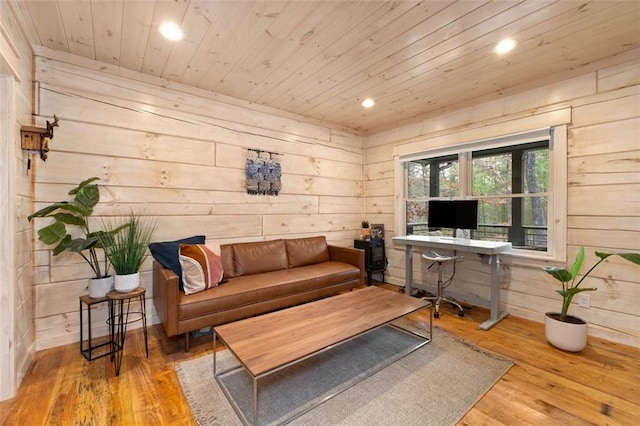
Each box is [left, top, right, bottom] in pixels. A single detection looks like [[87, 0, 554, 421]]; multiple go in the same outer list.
[[427, 200, 478, 236]]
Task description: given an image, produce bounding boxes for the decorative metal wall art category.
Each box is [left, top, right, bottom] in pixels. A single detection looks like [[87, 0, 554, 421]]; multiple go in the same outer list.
[[245, 149, 282, 196]]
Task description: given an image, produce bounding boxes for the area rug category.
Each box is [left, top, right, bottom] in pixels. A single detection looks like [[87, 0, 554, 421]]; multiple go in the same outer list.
[[176, 322, 513, 426]]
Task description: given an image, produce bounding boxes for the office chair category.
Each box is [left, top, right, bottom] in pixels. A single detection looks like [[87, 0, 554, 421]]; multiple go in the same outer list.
[[422, 250, 464, 318]]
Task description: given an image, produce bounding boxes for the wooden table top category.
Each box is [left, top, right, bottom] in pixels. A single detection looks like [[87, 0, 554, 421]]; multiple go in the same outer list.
[[214, 286, 429, 377], [106, 286, 146, 300]]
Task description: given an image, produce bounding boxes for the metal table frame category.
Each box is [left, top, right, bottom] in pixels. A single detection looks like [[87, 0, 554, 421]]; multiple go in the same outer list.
[[106, 287, 149, 376], [79, 295, 113, 361], [213, 303, 432, 426]]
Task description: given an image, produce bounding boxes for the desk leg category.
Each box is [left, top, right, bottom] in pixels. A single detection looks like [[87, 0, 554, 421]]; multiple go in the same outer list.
[[479, 254, 509, 330], [405, 244, 413, 295]]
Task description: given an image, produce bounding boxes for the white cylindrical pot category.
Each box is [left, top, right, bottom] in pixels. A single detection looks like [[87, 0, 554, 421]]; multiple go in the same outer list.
[[114, 272, 140, 293], [88, 276, 114, 298], [544, 312, 588, 352]]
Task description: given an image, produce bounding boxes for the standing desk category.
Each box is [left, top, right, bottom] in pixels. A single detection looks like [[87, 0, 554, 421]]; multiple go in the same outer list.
[[392, 235, 512, 330]]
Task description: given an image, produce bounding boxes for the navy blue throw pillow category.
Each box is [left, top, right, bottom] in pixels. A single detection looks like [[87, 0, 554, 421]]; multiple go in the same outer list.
[[149, 235, 206, 290]]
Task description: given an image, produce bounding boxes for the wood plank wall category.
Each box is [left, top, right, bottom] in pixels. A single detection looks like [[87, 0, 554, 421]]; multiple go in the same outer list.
[[365, 50, 640, 348], [31, 49, 364, 350], [12, 35, 640, 360], [0, 1, 36, 400]]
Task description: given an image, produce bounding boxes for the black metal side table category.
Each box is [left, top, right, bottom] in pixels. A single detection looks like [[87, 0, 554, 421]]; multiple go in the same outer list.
[[79, 294, 114, 361], [106, 286, 149, 376]]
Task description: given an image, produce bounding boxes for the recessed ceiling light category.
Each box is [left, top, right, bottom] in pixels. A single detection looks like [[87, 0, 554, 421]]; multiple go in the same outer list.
[[160, 22, 184, 41], [495, 38, 517, 54], [361, 98, 375, 108]]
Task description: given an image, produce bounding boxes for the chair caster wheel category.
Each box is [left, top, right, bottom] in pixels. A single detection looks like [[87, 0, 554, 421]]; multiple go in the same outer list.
[[458, 310, 464, 317], [434, 312, 440, 319]]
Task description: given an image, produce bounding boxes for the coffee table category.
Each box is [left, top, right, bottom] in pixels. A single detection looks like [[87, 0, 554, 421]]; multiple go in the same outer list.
[[213, 286, 432, 425]]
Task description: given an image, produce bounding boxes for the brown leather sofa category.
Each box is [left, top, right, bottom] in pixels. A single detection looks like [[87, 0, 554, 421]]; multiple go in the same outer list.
[[153, 236, 364, 350]]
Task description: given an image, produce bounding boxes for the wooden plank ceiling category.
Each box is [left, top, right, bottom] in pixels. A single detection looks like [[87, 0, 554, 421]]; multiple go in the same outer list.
[[19, 0, 640, 133]]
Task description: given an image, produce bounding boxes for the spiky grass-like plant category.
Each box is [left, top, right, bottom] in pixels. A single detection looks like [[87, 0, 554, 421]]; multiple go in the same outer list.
[[99, 212, 157, 275]]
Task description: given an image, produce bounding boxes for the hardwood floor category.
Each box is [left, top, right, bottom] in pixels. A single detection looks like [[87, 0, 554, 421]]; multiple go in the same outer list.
[[1, 285, 638, 425]]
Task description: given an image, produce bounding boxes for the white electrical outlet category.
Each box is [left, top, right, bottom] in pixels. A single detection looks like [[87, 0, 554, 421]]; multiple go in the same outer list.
[[578, 294, 590, 308]]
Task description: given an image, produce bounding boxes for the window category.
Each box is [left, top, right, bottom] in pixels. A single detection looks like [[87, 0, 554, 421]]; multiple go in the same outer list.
[[407, 141, 549, 249], [470, 141, 549, 249], [397, 125, 568, 260], [407, 155, 458, 229]]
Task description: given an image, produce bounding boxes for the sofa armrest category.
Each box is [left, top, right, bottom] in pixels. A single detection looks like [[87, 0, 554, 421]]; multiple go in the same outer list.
[[328, 245, 365, 286], [153, 261, 180, 337]]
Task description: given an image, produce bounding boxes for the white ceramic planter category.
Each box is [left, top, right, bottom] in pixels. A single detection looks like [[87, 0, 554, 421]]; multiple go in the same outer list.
[[88, 276, 114, 298], [114, 272, 140, 293], [544, 312, 588, 352]]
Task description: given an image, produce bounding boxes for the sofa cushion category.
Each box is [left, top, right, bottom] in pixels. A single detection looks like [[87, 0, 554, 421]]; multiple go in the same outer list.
[[232, 239, 288, 276], [178, 261, 360, 320], [179, 243, 224, 295], [149, 235, 206, 290], [220, 244, 235, 279], [285, 236, 330, 268]]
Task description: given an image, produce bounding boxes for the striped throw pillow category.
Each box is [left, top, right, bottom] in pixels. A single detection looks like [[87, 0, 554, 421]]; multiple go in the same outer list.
[[179, 243, 224, 295]]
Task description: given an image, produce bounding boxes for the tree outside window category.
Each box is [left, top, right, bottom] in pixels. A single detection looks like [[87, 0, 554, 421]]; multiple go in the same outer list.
[[407, 156, 458, 234]]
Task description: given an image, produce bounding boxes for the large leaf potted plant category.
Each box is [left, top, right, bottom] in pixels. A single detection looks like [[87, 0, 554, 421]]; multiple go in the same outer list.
[[98, 212, 157, 293], [27, 177, 121, 298], [543, 247, 640, 352]]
